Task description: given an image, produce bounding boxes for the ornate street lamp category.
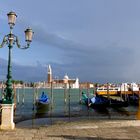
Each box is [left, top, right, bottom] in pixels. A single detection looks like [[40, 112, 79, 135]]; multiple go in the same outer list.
[[0, 11, 34, 104]]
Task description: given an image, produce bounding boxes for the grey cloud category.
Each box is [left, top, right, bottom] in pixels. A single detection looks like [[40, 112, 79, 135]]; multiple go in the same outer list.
[[0, 21, 136, 83], [0, 40, 136, 83], [0, 58, 46, 82], [33, 25, 85, 52], [47, 43, 135, 83], [0, 0, 139, 83], [18, 24, 136, 83]]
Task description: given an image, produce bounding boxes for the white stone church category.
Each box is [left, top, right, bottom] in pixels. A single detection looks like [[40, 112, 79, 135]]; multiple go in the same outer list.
[[47, 65, 79, 89]]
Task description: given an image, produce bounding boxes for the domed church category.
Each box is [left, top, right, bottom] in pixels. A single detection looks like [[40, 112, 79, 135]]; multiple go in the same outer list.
[[47, 65, 79, 89]]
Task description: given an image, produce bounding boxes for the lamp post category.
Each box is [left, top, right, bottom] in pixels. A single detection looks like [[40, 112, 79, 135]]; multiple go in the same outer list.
[[0, 11, 33, 130], [0, 11, 33, 104]]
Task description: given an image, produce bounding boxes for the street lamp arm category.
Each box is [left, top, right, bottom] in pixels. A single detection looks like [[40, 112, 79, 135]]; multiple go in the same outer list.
[[15, 36, 21, 48], [0, 36, 7, 48], [15, 36, 29, 49]]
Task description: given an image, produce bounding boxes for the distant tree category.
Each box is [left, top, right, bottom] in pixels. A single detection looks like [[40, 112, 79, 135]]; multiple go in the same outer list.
[[12, 80, 24, 84], [20, 80, 24, 84], [30, 82, 34, 87], [94, 83, 99, 88]]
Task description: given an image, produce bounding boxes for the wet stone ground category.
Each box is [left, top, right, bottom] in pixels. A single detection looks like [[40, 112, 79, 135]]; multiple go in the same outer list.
[[1, 120, 140, 140]]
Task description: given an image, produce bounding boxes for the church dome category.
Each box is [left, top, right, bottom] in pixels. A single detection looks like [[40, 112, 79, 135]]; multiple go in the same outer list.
[[64, 74, 69, 80]]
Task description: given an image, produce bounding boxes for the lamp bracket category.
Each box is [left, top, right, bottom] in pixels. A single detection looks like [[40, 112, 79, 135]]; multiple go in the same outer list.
[[0, 34, 30, 49]]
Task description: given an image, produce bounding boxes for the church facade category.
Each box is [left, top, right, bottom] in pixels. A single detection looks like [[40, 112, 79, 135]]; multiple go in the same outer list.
[[47, 65, 79, 89]]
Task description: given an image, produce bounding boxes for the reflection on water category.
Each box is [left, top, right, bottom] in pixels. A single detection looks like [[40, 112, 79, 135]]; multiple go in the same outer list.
[[12, 88, 140, 127]]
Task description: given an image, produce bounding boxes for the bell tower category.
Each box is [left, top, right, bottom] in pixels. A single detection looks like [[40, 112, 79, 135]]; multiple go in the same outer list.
[[47, 64, 52, 83]]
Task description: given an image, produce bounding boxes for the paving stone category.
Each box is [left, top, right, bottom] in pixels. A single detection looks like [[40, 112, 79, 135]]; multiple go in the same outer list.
[[1, 120, 140, 140]]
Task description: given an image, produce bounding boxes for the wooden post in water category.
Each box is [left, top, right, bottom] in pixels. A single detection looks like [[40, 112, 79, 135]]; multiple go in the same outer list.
[[136, 89, 140, 119], [79, 87, 82, 103], [50, 80, 55, 124], [107, 83, 110, 104], [32, 84, 36, 110], [68, 79, 75, 120], [64, 83, 67, 104], [32, 84, 36, 126], [35, 89, 39, 100], [87, 82, 90, 118], [125, 83, 127, 101], [120, 83, 122, 101], [50, 81, 53, 114], [63, 79, 68, 116], [124, 83, 127, 102], [138, 88, 140, 104], [68, 81, 71, 120], [78, 86, 82, 117], [93, 85, 95, 95], [64, 83, 67, 116], [132, 84, 135, 100], [17, 88, 19, 105], [22, 83, 25, 105], [36, 87, 39, 101]]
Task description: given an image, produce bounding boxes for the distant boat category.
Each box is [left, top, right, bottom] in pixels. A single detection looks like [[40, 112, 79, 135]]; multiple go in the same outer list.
[[96, 87, 118, 95], [35, 92, 50, 113], [96, 83, 137, 95]]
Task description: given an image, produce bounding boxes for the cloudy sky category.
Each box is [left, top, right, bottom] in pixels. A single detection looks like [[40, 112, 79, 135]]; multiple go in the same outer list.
[[0, 0, 140, 83]]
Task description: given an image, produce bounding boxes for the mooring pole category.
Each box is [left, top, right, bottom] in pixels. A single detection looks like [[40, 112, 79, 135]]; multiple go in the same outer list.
[[63, 83, 67, 115], [32, 84, 36, 110], [64, 83, 67, 104], [79, 87, 81, 103], [51, 81, 53, 113], [68, 81, 71, 121], [17, 88, 19, 104], [107, 83, 110, 103], [22, 84, 25, 105], [87, 82, 90, 118]]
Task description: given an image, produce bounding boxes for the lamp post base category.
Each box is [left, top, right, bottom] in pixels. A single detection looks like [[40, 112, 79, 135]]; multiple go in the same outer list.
[[0, 104, 15, 130]]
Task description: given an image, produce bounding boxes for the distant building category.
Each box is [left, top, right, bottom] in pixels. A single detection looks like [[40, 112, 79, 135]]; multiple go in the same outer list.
[[79, 82, 94, 89], [47, 65, 79, 89], [47, 64, 52, 83]]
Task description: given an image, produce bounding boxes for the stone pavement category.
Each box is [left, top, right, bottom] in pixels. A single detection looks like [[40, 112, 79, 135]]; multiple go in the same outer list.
[[1, 120, 140, 140]]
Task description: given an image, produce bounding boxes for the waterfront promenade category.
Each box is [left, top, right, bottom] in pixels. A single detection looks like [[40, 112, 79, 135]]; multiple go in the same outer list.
[[1, 120, 140, 140]]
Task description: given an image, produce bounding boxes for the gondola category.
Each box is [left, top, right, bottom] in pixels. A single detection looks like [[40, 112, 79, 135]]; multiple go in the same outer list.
[[81, 93, 128, 109], [101, 96, 128, 108], [81, 93, 109, 109], [123, 94, 139, 106], [35, 92, 50, 113]]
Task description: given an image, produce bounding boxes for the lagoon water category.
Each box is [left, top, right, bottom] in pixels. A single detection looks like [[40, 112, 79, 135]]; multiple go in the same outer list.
[[11, 88, 140, 127]]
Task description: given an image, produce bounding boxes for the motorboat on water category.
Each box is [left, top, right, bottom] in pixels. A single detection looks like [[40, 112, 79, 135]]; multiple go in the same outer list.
[[96, 87, 118, 95]]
